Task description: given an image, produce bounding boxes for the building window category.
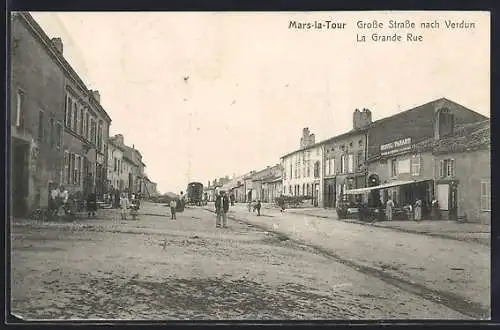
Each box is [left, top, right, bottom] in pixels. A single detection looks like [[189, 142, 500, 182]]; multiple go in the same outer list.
[[391, 158, 398, 177], [38, 110, 44, 143], [72, 102, 78, 131], [15, 90, 25, 128], [72, 154, 78, 184], [325, 157, 330, 175], [90, 118, 97, 144], [357, 151, 364, 169], [480, 179, 491, 211], [411, 154, 421, 176], [398, 158, 411, 174], [439, 159, 455, 178], [98, 121, 103, 152], [314, 161, 320, 178], [348, 154, 354, 173], [49, 117, 55, 148], [65, 95, 71, 127], [341, 155, 346, 173], [77, 156, 82, 185], [85, 112, 90, 139], [56, 122, 62, 149], [64, 151, 69, 184], [114, 157, 117, 172], [80, 108, 84, 135]]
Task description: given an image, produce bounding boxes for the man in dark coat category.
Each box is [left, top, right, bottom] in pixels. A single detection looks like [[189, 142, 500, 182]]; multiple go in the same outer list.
[[215, 190, 230, 228]]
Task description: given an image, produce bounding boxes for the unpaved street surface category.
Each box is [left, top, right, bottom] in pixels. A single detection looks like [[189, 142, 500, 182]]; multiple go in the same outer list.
[[214, 204, 490, 319], [11, 204, 469, 320]]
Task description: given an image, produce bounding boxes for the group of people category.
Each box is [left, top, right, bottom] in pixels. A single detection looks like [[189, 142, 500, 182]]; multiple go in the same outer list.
[[48, 183, 97, 218], [116, 191, 141, 220], [248, 200, 262, 216], [384, 197, 440, 221]]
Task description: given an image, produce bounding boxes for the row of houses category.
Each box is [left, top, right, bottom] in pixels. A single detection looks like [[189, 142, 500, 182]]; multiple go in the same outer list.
[[10, 12, 158, 217], [107, 134, 158, 197], [209, 98, 490, 224]]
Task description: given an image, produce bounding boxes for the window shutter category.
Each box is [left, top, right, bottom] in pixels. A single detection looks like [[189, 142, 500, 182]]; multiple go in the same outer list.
[[64, 151, 69, 184], [439, 160, 444, 178], [450, 159, 455, 177]]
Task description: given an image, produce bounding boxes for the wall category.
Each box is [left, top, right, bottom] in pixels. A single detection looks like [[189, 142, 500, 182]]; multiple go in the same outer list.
[[11, 13, 66, 212], [435, 149, 490, 224]]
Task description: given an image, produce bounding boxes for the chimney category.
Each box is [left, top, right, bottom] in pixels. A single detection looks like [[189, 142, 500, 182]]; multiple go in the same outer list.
[[353, 108, 372, 129], [114, 134, 124, 145], [91, 90, 101, 103], [51, 37, 63, 54]]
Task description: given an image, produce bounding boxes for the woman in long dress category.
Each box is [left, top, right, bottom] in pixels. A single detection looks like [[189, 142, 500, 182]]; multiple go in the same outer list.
[[386, 198, 395, 221], [414, 199, 422, 221], [120, 192, 130, 220]]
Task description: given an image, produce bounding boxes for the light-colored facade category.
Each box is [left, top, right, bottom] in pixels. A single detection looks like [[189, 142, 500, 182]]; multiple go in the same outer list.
[[107, 136, 125, 190], [281, 128, 323, 207]]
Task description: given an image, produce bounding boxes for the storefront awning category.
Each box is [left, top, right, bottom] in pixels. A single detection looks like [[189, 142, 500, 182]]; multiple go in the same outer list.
[[344, 179, 431, 195]]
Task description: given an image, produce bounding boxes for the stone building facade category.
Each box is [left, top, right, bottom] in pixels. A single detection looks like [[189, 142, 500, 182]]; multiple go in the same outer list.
[[281, 128, 323, 207], [359, 98, 489, 223], [322, 110, 370, 208], [11, 12, 66, 215]]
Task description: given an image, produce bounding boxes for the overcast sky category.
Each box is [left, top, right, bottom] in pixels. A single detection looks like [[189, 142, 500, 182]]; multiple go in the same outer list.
[[29, 11, 490, 194]]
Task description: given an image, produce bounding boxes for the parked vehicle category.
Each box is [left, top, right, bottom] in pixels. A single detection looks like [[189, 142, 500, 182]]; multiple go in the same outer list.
[[186, 182, 204, 206]]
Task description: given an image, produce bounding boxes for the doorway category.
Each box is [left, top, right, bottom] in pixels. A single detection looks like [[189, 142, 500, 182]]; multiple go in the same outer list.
[[324, 179, 335, 208], [12, 139, 29, 217]]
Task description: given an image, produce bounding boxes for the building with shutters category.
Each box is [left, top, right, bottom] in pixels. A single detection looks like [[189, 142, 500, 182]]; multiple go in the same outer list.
[[281, 128, 323, 207], [346, 98, 489, 223], [11, 12, 66, 216], [322, 109, 370, 208], [10, 12, 112, 214]]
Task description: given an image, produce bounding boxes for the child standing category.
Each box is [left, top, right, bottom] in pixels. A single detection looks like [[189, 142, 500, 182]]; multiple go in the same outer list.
[[169, 198, 177, 220], [120, 192, 130, 220]]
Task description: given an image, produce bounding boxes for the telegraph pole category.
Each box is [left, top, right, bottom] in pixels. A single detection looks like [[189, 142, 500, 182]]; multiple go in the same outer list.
[[184, 75, 191, 184]]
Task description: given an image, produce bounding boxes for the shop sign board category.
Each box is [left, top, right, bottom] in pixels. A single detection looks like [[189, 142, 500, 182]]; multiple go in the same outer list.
[[380, 137, 412, 157]]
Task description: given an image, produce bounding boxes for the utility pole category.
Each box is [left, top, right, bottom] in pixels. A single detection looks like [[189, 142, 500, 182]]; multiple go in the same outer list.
[[184, 74, 191, 184]]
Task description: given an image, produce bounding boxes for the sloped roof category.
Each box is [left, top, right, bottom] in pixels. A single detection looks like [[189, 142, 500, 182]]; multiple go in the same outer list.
[[433, 120, 490, 154], [281, 98, 488, 160], [394, 120, 490, 157]]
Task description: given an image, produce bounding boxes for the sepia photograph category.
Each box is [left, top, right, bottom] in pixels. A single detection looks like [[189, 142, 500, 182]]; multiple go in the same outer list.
[[9, 10, 490, 321]]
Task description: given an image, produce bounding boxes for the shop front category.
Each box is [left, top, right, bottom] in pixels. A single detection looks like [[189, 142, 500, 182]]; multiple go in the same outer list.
[[345, 179, 433, 220]]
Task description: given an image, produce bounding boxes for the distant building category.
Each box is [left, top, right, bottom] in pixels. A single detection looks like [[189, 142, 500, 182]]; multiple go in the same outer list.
[[252, 165, 283, 202], [107, 134, 147, 194], [281, 128, 323, 207]]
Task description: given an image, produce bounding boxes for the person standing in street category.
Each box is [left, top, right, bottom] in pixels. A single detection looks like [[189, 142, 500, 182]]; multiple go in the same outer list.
[[255, 200, 262, 216], [414, 198, 422, 221], [385, 197, 395, 221], [170, 198, 177, 220], [49, 183, 61, 217], [120, 192, 130, 220], [215, 190, 230, 228], [87, 191, 97, 218]]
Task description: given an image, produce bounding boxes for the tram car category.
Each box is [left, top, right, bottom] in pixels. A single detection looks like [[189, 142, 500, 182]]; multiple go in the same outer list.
[[186, 182, 204, 206]]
